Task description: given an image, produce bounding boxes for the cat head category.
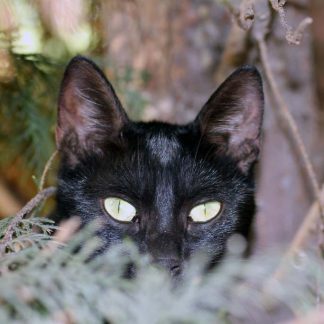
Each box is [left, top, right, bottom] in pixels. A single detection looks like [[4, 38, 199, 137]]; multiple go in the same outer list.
[[55, 56, 264, 276]]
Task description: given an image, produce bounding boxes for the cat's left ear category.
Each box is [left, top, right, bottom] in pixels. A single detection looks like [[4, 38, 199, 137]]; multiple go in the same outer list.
[[196, 66, 264, 174], [56, 56, 128, 165]]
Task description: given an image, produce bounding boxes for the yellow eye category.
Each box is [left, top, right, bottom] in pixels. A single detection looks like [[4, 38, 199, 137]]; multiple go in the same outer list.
[[189, 201, 222, 223], [104, 198, 136, 222]]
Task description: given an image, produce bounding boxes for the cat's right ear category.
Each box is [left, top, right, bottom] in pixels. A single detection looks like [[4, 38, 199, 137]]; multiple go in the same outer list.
[[56, 56, 128, 165], [195, 66, 264, 174]]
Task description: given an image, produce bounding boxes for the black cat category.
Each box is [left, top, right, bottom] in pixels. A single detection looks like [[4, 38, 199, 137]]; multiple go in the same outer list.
[[54, 56, 264, 276]]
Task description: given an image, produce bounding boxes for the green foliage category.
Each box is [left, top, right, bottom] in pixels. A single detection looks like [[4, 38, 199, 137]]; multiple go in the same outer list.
[[0, 215, 322, 323], [0, 216, 56, 254], [0, 53, 61, 179]]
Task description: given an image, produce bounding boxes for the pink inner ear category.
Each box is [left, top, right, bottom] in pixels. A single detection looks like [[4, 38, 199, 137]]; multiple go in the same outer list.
[[56, 83, 87, 148], [229, 93, 262, 148]]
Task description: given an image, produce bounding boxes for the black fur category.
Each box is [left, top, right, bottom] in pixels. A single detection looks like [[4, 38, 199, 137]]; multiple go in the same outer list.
[[54, 56, 264, 275]]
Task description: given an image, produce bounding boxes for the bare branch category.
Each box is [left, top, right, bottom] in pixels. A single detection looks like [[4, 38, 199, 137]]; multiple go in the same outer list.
[[269, 0, 313, 45], [270, 184, 324, 281], [238, 0, 255, 30], [39, 150, 58, 191], [258, 37, 324, 254], [258, 37, 324, 207], [287, 17, 313, 45], [269, 0, 287, 11], [220, 0, 255, 31]]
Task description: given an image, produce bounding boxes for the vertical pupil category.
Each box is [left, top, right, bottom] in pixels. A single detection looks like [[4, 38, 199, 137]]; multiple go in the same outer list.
[[117, 200, 120, 214]]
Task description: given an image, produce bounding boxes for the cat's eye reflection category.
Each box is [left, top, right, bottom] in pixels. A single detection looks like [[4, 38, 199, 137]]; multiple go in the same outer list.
[[104, 197, 136, 222], [189, 201, 222, 223]]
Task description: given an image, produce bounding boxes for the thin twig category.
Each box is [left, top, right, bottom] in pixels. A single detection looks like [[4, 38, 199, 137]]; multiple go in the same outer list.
[[0, 186, 57, 256], [257, 37, 324, 250], [39, 150, 58, 191], [270, 185, 324, 281], [287, 17, 313, 45], [269, 0, 313, 45]]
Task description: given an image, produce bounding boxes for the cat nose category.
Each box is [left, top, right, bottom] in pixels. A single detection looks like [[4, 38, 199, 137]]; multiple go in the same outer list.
[[154, 258, 182, 276], [145, 232, 183, 275]]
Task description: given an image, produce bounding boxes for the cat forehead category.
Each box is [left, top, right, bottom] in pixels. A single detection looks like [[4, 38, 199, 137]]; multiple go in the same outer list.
[[145, 132, 180, 165]]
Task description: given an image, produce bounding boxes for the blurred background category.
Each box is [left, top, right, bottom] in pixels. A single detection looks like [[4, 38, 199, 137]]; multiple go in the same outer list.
[[0, 0, 323, 252]]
